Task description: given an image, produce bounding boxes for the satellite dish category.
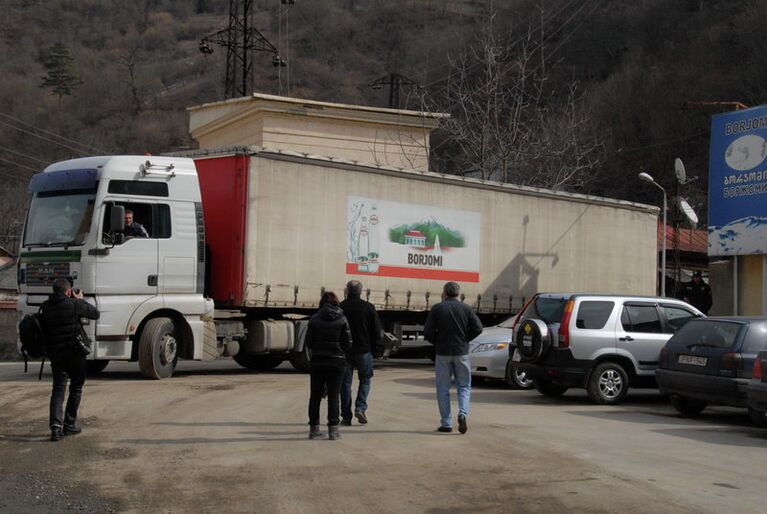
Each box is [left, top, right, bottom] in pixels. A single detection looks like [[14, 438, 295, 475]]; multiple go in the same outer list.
[[675, 158, 686, 184], [678, 198, 698, 226]]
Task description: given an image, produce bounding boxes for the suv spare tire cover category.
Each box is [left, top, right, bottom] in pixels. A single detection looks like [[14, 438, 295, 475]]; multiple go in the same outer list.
[[515, 319, 550, 363]]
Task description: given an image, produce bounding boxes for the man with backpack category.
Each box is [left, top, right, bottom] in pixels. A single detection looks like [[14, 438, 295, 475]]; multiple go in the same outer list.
[[40, 278, 99, 441]]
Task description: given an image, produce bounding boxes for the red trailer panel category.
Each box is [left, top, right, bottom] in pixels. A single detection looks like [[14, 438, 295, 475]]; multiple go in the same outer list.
[[195, 155, 248, 306]]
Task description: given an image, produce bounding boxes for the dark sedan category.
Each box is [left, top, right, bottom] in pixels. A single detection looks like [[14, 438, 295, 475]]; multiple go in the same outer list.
[[746, 350, 767, 427], [656, 317, 767, 417]]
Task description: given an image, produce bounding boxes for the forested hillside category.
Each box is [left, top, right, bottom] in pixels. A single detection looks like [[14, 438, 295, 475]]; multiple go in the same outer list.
[[1, 0, 765, 252]]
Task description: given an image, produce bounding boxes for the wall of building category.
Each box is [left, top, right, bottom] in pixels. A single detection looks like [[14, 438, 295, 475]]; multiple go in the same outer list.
[[188, 94, 443, 172], [739, 255, 765, 315]]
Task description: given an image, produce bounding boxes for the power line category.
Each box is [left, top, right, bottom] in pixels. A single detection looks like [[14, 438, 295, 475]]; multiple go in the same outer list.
[[437, 0, 600, 116], [425, 0, 581, 92], [0, 111, 106, 154], [0, 119, 92, 156], [0, 144, 48, 165], [0, 157, 36, 181]]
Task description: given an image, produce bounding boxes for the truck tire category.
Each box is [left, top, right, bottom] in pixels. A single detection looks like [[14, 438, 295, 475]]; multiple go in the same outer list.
[[670, 395, 707, 417], [506, 361, 535, 390], [515, 319, 550, 363], [586, 362, 629, 404], [289, 345, 310, 373], [86, 360, 109, 375], [534, 379, 568, 397], [138, 317, 179, 379], [233, 352, 284, 371]]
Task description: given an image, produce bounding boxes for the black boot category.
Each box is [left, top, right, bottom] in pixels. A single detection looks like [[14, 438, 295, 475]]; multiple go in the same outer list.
[[328, 425, 340, 440], [50, 427, 63, 442], [309, 425, 323, 440], [63, 425, 82, 436]]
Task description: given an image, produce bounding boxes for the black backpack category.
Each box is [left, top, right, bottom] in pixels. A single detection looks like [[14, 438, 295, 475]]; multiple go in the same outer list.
[[18, 308, 47, 378]]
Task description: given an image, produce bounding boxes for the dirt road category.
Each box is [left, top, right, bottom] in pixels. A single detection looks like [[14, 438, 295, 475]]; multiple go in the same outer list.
[[0, 359, 765, 513]]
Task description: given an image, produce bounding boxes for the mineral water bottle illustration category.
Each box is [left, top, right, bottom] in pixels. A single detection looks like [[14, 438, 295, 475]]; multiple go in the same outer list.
[[357, 216, 370, 272], [367, 206, 380, 273]]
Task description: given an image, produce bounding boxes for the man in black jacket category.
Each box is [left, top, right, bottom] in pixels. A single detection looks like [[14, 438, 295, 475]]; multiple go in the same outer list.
[[40, 278, 100, 441], [424, 282, 483, 434], [340, 280, 382, 425]]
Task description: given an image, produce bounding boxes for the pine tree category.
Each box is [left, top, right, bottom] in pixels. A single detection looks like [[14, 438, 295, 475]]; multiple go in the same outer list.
[[39, 42, 82, 102]]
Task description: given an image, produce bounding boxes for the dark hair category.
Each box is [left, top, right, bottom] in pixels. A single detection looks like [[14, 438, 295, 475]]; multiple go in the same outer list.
[[52, 278, 71, 295], [443, 281, 460, 298], [319, 291, 340, 307], [346, 280, 363, 297], [125, 209, 134, 216]]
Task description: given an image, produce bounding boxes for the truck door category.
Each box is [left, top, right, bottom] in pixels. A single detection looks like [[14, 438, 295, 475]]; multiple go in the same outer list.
[[617, 302, 668, 370], [95, 202, 159, 296], [156, 202, 200, 294]]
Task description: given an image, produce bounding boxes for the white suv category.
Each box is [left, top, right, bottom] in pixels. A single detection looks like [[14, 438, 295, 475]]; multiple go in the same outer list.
[[513, 293, 704, 404]]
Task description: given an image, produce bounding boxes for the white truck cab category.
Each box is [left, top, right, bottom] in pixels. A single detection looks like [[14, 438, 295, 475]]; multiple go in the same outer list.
[[18, 156, 214, 378]]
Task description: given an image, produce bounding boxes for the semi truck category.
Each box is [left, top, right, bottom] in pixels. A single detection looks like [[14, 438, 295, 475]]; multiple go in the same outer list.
[[17, 146, 659, 378]]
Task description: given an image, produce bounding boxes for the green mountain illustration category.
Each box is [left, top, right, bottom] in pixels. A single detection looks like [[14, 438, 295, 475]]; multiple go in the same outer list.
[[389, 218, 465, 248]]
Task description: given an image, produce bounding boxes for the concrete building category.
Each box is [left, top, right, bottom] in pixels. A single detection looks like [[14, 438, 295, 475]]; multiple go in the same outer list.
[[187, 93, 447, 171]]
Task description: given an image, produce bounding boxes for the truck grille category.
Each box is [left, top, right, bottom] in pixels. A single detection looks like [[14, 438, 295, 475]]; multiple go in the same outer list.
[[25, 263, 70, 287]]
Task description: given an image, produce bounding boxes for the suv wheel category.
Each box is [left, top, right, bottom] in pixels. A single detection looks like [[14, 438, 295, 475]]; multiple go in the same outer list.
[[670, 395, 707, 417], [749, 408, 767, 427], [534, 379, 568, 397], [587, 362, 629, 404]]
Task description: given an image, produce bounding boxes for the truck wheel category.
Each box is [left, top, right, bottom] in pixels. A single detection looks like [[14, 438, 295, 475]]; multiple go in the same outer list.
[[233, 352, 283, 370], [587, 362, 629, 404], [289, 345, 310, 373], [138, 317, 179, 379], [534, 379, 568, 397], [86, 360, 109, 375], [506, 362, 535, 390], [749, 408, 767, 427], [670, 395, 707, 417]]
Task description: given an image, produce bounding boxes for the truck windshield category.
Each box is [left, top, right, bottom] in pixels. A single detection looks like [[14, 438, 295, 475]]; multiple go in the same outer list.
[[23, 189, 95, 247]]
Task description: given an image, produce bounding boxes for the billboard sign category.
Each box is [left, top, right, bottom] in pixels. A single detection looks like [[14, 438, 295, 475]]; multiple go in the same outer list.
[[708, 105, 767, 256], [347, 196, 481, 282]]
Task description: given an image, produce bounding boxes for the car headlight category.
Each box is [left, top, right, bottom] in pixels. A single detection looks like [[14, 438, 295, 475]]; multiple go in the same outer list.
[[471, 343, 509, 353]]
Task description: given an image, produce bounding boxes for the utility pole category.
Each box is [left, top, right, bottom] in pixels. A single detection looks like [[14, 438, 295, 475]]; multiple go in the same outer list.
[[199, 0, 285, 99], [370, 73, 419, 109]]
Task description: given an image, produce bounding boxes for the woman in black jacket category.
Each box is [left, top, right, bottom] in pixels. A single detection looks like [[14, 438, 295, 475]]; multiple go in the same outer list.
[[305, 292, 351, 440]]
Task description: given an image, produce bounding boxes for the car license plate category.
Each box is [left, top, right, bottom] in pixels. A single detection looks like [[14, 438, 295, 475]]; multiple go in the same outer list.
[[678, 354, 708, 366]]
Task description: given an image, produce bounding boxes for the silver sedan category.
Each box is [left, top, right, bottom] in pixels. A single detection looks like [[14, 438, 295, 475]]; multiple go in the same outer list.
[[469, 317, 534, 389]]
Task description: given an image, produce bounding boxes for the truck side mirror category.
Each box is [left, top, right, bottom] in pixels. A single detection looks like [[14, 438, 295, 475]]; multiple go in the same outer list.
[[110, 205, 125, 233]]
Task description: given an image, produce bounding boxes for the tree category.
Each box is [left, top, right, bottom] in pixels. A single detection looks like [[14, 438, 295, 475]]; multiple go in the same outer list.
[[39, 42, 82, 102], [436, 10, 603, 190]]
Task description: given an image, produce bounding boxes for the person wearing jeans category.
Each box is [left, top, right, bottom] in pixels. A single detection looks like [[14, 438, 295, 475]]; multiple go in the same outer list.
[[340, 280, 382, 425], [424, 282, 483, 434], [434, 354, 472, 430], [341, 352, 373, 423]]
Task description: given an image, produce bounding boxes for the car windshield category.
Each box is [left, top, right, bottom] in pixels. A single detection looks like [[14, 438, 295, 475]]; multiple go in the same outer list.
[[23, 190, 95, 247], [672, 319, 743, 349], [532, 296, 568, 324], [497, 315, 518, 328]]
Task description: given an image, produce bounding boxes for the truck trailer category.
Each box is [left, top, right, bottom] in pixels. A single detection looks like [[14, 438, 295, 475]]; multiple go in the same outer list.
[[17, 146, 659, 378]]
